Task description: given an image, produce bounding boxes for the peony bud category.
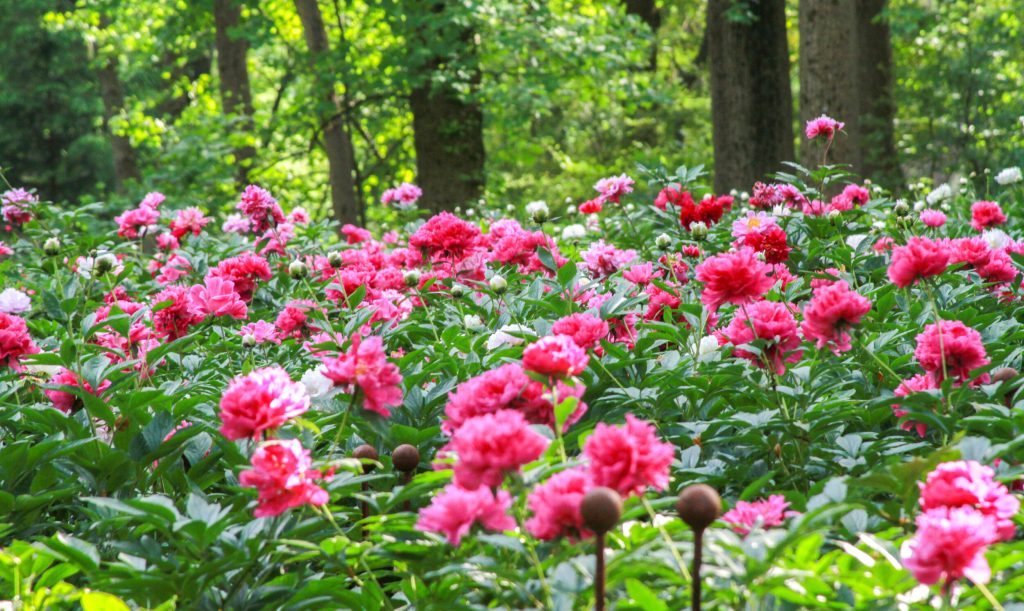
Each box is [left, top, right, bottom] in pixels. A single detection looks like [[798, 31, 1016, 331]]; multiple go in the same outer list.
[[655, 233, 672, 249], [327, 251, 343, 267], [464, 314, 485, 331], [403, 269, 422, 287], [526, 200, 550, 224], [43, 237, 61, 256], [94, 253, 116, 275], [489, 275, 508, 294], [690, 222, 708, 240], [288, 260, 308, 279], [893, 201, 911, 217], [451, 283, 466, 298], [241, 334, 257, 348]]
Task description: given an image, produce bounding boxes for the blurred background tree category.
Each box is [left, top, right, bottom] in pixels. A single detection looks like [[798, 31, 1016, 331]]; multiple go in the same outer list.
[[0, 0, 1021, 224]]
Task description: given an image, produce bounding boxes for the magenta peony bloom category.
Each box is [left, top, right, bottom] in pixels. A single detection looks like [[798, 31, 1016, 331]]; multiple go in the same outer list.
[[1, 188, 38, 226], [741, 224, 790, 264], [694, 248, 774, 311], [716, 301, 803, 375], [189, 276, 247, 319], [622, 262, 658, 286], [321, 335, 403, 417], [526, 467, 593, 540], [581, 240, 637, 279], [887, 236, 949, 288], [552, 313, 609, 349], [274, 299, 321, 340], [731, 211, 778, 239], [523, 335, 589, 378], [919, 460, 1019, 542], [409, 212, 481, 260], [0, 312, 38, 369], [218, 366, 310, 440], [801, 281, 872, 354], [237, 185, 285, 233], [151, 285, 204, 341], [920, 209, 947, 228], [805, 114, 845, 140], [416, 484, 516, 546], [448, 410, 549, 489], [914, 320, 989, 383], [891, 374, 937, 437], [381, 182, 422, 209], [169, 207, 210, 239], [722, 495, 799, 535], [903, 507, 995, 591], [584, 414, 675, 497], [593, 173, 634, 204], [342, 224, 372, 244], [44, 367, 111, 414], [240, 320, 281, 345], [239, 439, 328, 518], [970, 201, 1006, 232]]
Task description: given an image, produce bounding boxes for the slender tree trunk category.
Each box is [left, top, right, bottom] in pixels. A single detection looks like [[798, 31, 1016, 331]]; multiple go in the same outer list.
[[214, 0, 256, 185], [95, 56, 141, 193], [624, 0, 660, 69], [406, 1, 485, 214], [799, 0, 861, 171], [855, 0, 903, 188], [293, 0, 361, 225], [707, 0, 794, 193]]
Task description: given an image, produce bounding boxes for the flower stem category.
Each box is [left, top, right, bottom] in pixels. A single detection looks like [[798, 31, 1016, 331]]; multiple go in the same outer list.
[[641, 496, 690, 581]]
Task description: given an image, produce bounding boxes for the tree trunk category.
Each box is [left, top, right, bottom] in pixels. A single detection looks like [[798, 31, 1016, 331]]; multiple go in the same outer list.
[[214, 0, 256, 185], [408, 3, 485, 214], [707, 0, 794, 193], [855, 0, 903, 188], [293, 0, 361, 225], [95, 56, 141, 193], [799, 0, 860, 171], [624, 0, 660, 69]]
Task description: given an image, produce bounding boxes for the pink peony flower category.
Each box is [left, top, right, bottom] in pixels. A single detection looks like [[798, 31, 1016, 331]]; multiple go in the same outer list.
[[920, 209, 947, 228], [416, 484, 516, 546], [169, 207, 210, 239], [523, 335, 589, 378], [448, 410, 549, 489], [801, 281, 871, 354], [240, 320, 280, 344], [622, 262, 658, 286], [342, 224, 372, 244], [218, 366, 310, 440], [873, 237, 895, 253], [731, 211, 778, 239], [805, 114, 845, 140], [722, 495, 799, 535], [583, 414, 675, 497], [274, 299, 321, 340], [44, 367, 111, 414], [381, 182, 422, 209], [1, 188, 38, 226], [892, 374, 937, 437], [222, 214, 251, 234], [919, 460, 1019, 542], [903, 507, 996, 591], [581, 240, 637, 279], [970, 201, 1006, 232], [887, 237, 949, 288], [694, 248, 775, 311], [114, 203, 161, 239], [237, 185, 285, 233], [914, 320, 989, 383], [239, 439, 328, 518], [189, 276, 247, 319], [288, 207, 311, 224], [526, 467, 593, 540], [156, 233, 180, 251], [151, 285, 204, 341], [717, 301, 803, 375], [654, 186, 693, 212], [206, 253, 272, 302], [409, 212, 481, 260], [593, 173, 634, 204], [552, 313, 609, 349], [321, 335, 404, 417]]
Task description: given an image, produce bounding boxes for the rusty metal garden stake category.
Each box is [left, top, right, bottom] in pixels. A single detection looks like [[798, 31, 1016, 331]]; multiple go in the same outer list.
[[353, 444, 378, 537], [676, 484, 722, 611], [580, 487, 623, 611]]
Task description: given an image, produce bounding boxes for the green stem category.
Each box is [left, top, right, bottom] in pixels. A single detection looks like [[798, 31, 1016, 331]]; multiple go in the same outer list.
[[976, 582, 1005, 611], [641, 496, 690, 582]]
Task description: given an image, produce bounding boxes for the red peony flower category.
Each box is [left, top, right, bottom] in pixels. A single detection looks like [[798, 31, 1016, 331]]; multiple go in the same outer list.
[[919, 460, 1019, 542], [742, 224, 790, 264], [448, 410, 549, 489], [801, 281, 871, 354], [409, 212, 482, 260], [716, 300, 803, 375], [169, 207, 210, 239], [653, 186, 693, 212], [526, 467, 593, 540], [416, 484, 516, 546], [0, 312, 38, 369], [239, 439, 328, 517], [583, 414, 675, 497], [914, 320, 989, 383], [151, 285, 204, 341], [694, 248, 774, 311], [523, 335, 589, 378], [321, 334, 404, 417], [218, 366, 310, 440], [552, 313, 609, 349], [274, 299, 321, 340], [970, 201, 1006, 232], [722, 495, 799, 535], [887, 236, 949, 288], [206, 253, 272, 302]]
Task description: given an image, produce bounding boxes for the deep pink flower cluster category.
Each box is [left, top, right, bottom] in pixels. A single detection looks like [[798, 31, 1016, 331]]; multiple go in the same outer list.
[[522, 335, 589, 378], [716, 300, 802, 375], [914, 319, 989, 383], [583, 414, 675, 497], [970, 201, 1006, 232], [721, 495, 799, 535], [409, 212, 482, 261], [581, 240, 637, 278], [321, 334, 404, 417], [904, 461, 1019, 592], [801, 281, 871, 354], [580, 174, 634, 213], [805, 114, 845, 140], [1, 188, 38, 227], [887, 236, 949, 288], [920, 209, 947, 228], [526, 467, 592, 540], [239, 439, 329, 518], [694, 248, 774, 311], [486, 219, 564, 274], [218, 365, 311, 440], [447, 410, 549, 489], [169, 207, 210, 239], [381, 182, 423, 208], [237, 185, 285, 233], [0, 312, 38, 370], [416, 484, 515, 545], [114, 192, 163, 239], [150, 285, 204, 341], [206, 253, 272, 302], [44, 367, 112, 414], [189, 276, 247, 319]]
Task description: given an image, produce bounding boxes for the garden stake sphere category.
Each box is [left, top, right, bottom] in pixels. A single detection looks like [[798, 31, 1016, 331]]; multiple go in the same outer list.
[[677, 484, 721, 611], [392, 444, 420, 511], [991, 367, 1019, 406], [581, 487, 622, 611]]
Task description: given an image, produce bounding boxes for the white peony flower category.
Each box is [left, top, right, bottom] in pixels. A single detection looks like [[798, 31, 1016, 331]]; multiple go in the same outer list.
[[982, 228, 1011, 251], [301, 365, 339, 400], [0, 288, 31, 313], [525, 200, 549, 217], [995, 167, 1022, 185], [485, 324, 535, 351], [698, 335, 719, 358], [925, 184, 953, 205], [561, 224, 586, 240], [463, 314, 485, 331]]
